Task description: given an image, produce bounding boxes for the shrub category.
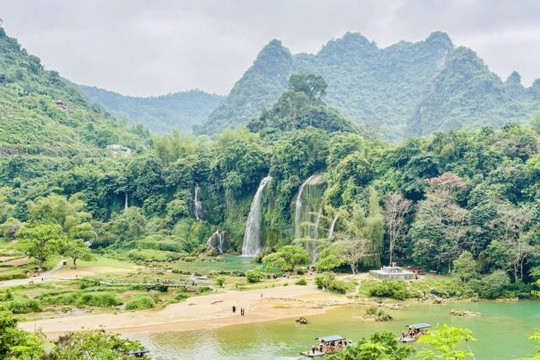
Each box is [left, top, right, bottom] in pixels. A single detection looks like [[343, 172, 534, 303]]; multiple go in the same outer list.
[[476, 270, 510, 299], [246, 270, 265, 283], [215, 276, 226, 287], [1, 296, 42, 314], [78, 292, 122, 307], [174, 292, 190, 302], [125, 295, 156, 311], [295, 278, 307, 286], [369, 280, 410, 300], [314, 274, 351, 294], [364, 305, 393, 321]]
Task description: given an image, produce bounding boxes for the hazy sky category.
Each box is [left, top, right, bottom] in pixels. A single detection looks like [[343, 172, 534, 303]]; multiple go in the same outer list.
[[1, 0, 539, 96]]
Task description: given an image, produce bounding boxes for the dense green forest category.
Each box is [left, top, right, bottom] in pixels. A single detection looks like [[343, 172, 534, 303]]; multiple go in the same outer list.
[[0, 25, 539, 297], [78, 85, 223, 134], [198, 32, 540, 140]]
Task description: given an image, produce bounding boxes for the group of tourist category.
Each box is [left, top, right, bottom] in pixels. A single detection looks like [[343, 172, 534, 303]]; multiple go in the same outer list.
[[232, 305, 245, 316], [402, 327, 427, 340], [310, 339, 349, 355]]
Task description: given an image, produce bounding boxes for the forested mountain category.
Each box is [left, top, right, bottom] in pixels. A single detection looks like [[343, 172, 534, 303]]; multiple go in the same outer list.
[[198, 32, 539, 140], [0, 28, 146, 156], [0, 26, 539, 291], [0, 27, 149, 218], [78, 85, 223, 134]]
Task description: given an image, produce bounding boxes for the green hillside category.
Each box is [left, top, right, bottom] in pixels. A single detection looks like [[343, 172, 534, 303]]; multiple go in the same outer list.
[[0, 26, 149, 216], [78, 85, 223, 134], [198, 32, 539, 140], [0, 27, 146, 156]]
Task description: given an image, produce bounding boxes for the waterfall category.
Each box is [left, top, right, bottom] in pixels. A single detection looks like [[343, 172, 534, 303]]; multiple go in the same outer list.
[[309, 207, 323, 265], [242, 176, 272, 256], [328, 214, 339, 240], [313, 206, 323, 239], [206, 230, 224, 254], [194, 184, 203, 221], [124, 192, 129, 211], [295, 175, 315, 239]]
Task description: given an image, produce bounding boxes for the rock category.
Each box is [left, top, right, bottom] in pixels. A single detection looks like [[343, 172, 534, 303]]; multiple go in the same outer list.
[[295, 316, 309, 324], [450, 309, 481, 317]]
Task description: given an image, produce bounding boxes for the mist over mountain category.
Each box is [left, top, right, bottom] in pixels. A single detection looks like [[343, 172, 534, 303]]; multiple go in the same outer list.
[[197, 32, 539, 140]]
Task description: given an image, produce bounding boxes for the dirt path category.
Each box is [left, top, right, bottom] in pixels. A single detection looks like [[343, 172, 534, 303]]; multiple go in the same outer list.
[[0, 259, 66, 288]]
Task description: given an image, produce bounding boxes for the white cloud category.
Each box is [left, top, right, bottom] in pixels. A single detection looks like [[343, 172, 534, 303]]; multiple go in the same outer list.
[[0, 0, 538, 95]]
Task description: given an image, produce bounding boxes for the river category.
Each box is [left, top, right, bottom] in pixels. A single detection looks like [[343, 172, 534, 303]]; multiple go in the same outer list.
[[131, 300, 539, 359]]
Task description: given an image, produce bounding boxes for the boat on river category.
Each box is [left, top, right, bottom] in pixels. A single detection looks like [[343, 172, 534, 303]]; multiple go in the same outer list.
[[300, 335, 351, 357], [398, 323, 431, 343]]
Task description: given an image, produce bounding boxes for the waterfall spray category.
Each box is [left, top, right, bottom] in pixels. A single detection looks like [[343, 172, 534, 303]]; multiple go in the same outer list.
[[294, 175, 315, 239], [206, 230, 224, 254], [242, 176, 272, 256], [328, 214, 339, 240], [194, 184, 203, 221]]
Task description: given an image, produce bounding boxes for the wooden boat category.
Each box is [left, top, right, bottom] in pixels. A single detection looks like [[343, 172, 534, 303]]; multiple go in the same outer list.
[[398, 323, 431, 343], [300, 335, 351, 357], [126, 349, 150, 358]]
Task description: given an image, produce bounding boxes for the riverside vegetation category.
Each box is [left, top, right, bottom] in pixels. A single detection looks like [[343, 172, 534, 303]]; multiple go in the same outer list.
[[0, 25, 539, 359]]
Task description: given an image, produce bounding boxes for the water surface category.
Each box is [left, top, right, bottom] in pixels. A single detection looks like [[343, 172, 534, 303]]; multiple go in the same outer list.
[[132, 301, 539, 360]]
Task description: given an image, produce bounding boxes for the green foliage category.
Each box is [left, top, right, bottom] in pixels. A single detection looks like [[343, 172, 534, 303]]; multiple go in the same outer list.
[[314, 273, 351, 294], [246, 269, 266, 283], [0, 292, 41, 314], [247, 73, 356, 136], [295, 278, 307, 285], [416, 324, 476, 360], [368, 280, 411, 300], [452, 251, 477, 283], [16, 223, 66, 267], [262, 245, 310, 272], [39, 291, 121, 307], [47, 330, 145, 359], [125, 295, 156, 311], [326, 331, 415, 360]]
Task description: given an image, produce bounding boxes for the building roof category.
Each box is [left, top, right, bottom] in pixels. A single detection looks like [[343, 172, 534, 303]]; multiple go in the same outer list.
[[316, 335, 345, 342], [407, 323, 431, 329]]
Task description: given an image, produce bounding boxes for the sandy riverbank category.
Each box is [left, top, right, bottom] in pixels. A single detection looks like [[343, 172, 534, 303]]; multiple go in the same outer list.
[[20, 285, 362, 337]]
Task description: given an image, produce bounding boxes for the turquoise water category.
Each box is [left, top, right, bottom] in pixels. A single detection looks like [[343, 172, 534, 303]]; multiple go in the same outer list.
[[172, 256, 255, 274], [132, 301, 539, 359]]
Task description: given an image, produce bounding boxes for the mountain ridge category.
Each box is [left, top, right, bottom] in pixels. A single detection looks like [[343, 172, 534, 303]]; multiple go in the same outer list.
[[198, 31, 539, 140], [78, 85, 224, 134]]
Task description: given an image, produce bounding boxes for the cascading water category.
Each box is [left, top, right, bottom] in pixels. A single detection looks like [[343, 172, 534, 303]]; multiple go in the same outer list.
[[327, 214, 339, 240], [206, 230, 224, 254], [194, 184, 203, 221], [310, 206, 323, 265], [295, 175, 315, 239], [242, 176, 272, 256], [313, 206, 323, 239]]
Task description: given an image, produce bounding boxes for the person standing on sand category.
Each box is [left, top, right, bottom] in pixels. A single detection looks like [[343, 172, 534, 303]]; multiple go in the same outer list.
[[232, 305, 236, 313]]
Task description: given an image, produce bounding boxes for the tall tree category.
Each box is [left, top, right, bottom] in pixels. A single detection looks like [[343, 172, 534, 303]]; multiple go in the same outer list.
[[332, 233, 375, 274], [384, 193, 411, 265], [16, 224, 66, 269], [410, 173, 470, 272], [487, 202, 537, 282]]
